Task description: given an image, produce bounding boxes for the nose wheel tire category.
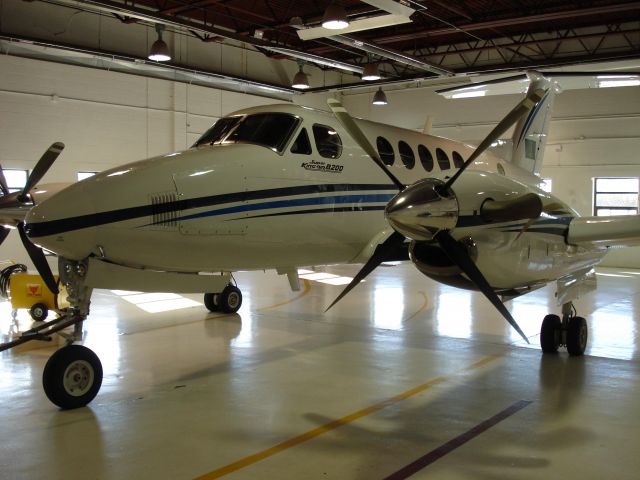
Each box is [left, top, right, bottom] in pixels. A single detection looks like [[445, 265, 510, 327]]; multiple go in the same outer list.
[[42, 345, 103, 409], [204, 293, 220, 312]]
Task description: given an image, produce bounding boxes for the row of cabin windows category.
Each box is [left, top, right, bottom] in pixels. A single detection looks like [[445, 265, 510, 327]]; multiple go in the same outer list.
[[376, 137, 464, 172], [290, 127, 466, 173]]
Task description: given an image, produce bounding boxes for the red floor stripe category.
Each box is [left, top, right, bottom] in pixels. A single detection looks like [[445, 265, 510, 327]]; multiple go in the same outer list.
[[383, 399, 532, 480]]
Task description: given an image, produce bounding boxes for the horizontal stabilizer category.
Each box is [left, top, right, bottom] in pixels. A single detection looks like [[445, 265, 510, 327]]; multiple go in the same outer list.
[[568, 215, 640, 249]]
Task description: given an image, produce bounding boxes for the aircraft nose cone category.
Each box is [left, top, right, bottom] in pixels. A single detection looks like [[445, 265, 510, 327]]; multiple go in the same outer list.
[[25, 181, 98, 260], [385, 179, 459, 241]]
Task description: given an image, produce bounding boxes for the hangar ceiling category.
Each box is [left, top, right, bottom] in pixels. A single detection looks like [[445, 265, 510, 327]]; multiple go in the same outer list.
[[1, 0, 639, 96]]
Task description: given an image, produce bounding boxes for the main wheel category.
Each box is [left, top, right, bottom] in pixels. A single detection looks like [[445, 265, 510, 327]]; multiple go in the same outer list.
[[566, 316, 588, 356], [42, 345, 103, 409], [204, 293, 220, 312], [219, 285, 242, 314], [540, 314, 561, 353], [29, 303, 49, 322]]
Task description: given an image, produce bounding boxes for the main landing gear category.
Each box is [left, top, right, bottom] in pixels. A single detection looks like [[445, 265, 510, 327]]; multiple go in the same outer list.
[[204, 284, 242, 314], [540, 301, 588, 356]]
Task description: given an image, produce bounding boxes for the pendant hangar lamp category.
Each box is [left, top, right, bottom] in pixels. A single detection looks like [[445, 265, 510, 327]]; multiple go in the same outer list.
[[362, 63, 381, 81], [149, 24, 171, 62], [372, 87, 388, 105], [322, 1, 350, 30], [292, 61, 310, 89]]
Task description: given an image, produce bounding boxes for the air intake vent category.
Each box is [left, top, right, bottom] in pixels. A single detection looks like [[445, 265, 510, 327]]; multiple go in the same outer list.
[[151, 193, 179, 228]]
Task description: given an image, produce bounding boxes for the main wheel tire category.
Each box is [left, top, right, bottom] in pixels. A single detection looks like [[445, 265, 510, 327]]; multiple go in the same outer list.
[[204, 293, 220, 312], [219, 285, 242, 314], [540, 314, 561, 353], [566, 316, 588, 356], [29, 303, 49, 322], [42, 345, 103, 409]]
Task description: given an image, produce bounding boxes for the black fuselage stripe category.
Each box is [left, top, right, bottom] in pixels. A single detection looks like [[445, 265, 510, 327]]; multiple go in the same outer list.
[[229, 205, 386, 221], [26, 183, 397, 238]]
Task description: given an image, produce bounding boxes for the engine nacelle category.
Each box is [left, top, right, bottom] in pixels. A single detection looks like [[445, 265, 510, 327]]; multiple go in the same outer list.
[[409, 239, 478, 291]]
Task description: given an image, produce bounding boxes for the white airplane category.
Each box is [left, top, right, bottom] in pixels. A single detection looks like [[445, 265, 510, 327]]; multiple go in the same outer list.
[[1, 71, 639, 409]]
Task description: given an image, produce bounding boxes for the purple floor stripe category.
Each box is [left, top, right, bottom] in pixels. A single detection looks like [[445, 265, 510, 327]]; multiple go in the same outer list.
[[383, 399, 532, 480]]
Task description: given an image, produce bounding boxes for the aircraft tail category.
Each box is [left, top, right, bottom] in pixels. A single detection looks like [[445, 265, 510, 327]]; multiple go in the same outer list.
[[509, 72, 556, 175]]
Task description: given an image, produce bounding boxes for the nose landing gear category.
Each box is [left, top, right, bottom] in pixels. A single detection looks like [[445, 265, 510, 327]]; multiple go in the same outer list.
[[540, 301, 588, 355]]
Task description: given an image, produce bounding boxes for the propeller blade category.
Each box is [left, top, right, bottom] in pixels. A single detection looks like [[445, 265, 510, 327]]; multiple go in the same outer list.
[[481, 193, 543, 223], [21, 142, 64, 199], [0, 227, 10, 246], [326, 231, 406, 311], [443, 88, 547, 191], [435, 230, 529, 343], [17, 222, 59, 295], [0, 167, 9, 196], [327, 98, 404, 191]]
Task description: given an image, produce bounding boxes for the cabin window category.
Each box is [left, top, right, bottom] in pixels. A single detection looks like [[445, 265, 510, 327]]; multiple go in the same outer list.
[[452, 151, 465, 168], [1, 168, 27, 193], [313, 124, 342, 159], [436, 148, 450, 170], [224, 113, 300, 152], [376, 136, 394, 166], [290, 128, 312, 155], [193, 116, 242, 147], [418, 145, 433, 172], [398, 141, 415, 169], [593, 177, 639, 216]]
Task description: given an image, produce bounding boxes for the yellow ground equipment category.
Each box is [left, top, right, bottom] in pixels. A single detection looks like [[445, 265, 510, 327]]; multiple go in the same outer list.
[[1, 264, 60, 321]]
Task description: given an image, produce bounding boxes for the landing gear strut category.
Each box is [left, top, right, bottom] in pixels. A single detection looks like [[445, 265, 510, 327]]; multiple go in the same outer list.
[[540, 301, 588, 356], [204, 284, 242, 314]]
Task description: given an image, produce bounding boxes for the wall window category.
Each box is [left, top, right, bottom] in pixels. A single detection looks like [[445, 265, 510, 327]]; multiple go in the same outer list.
[[313, 124, 342, 159], [398, 141, 415, 169], [78, 171, 97, 181], [2, 169, 28, 193], [436, 148, 450, 170], [593, 177, 639, 216], [376, 136, 394, 166], [452, 151, 465, 168], [418, 145, 433, 172]]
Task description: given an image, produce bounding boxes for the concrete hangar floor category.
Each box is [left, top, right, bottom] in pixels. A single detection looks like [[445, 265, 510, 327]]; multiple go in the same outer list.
[[0, 263, 638, 479]]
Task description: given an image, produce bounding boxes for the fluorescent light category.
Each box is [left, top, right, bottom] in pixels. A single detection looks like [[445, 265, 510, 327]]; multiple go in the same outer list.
[[598, 79, 640, 88], [299, 272, 338, 281], [136, 298, 201, 313], [317, 276, 356, 285], [451, 90, 486, 99]]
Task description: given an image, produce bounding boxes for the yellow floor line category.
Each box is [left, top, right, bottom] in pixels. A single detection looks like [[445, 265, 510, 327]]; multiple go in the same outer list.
[[403, 291, 429, 322], [258, 279, 312, 311], [193, 354, 501, 480]]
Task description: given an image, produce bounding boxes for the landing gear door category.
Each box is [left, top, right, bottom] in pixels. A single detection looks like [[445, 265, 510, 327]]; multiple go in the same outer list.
[[173, 164, 247, 236]]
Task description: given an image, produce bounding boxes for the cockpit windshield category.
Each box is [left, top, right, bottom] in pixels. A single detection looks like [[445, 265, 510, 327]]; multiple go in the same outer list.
[[193, 116, 242, 147], [193, 113, 300, 152]]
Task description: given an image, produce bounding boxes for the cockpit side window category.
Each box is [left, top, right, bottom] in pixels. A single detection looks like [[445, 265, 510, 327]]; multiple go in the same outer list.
[[313, 124, 342, 159], [193, 116, 242, 147], [224, 113, 300, 152], [291, 128, 312, 155]]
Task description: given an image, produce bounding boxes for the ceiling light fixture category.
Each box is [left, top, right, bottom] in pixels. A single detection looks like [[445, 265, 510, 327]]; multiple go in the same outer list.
[[148, 24, 171, 62], [322, 2, 350, 30], [362, 63, 381, 81], [292, 62, 310, 89], [372, 87, 388, 105]]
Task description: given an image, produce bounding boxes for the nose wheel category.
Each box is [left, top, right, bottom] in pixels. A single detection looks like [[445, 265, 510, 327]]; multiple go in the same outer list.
[[42, 344, 103, 409], [540, 302, 588, 356], [204, 284, 242, 314]]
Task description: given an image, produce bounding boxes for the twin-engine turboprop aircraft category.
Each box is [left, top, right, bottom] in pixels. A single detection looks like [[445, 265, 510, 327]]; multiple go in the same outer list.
[[1, 71, 639, 409]]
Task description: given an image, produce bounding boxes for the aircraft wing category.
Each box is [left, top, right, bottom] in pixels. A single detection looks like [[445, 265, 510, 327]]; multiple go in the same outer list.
[[568, 215, 640, 249]]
